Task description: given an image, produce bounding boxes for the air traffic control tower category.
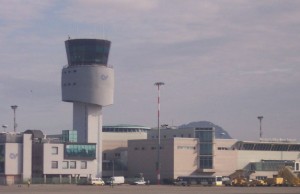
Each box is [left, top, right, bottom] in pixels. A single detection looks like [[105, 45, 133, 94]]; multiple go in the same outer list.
[[61, 39, 114, 177]]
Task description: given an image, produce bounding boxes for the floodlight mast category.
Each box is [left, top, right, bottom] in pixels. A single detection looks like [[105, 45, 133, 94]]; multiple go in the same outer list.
[[11, 105, 18, 132], [154, 82, 165, 185], [258, 116, 263, 140]]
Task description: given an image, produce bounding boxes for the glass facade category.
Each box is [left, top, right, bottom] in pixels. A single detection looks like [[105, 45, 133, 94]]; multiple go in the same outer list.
[[0, 145, 4, 173], [64, 143, 96, 160], [247, 160, 294, 171], [62, 130, 77, 143], [65, 39, 111, 66], [195, 128, 214, 169], [199, 156, 213, 169], [233, 141, 300, 151]]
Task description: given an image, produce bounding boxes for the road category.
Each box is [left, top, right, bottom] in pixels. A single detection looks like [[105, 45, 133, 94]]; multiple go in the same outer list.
[[0, 184, 299, 194]]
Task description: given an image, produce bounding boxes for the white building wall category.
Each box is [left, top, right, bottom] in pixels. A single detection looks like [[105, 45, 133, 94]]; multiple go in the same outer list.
[[62, 65, 114, 106], [43, 143, 97, 177], [22, 134, 32, 181], [5, 143, 22, 175]]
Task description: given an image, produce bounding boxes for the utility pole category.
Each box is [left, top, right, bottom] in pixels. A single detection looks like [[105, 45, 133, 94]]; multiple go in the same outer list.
[[257, 116, 263, 140], [11, 105, 18, 132], [154, 82, 165, 185]]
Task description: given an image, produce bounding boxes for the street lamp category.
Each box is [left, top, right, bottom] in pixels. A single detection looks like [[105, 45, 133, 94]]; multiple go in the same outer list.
[[11, 105, 18, 132], [154, 82, 165, 185], [257, 116, 263, 140]]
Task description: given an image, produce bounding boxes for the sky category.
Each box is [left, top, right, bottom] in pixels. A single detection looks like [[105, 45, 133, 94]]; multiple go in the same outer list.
[[0, 0, 300, 141]]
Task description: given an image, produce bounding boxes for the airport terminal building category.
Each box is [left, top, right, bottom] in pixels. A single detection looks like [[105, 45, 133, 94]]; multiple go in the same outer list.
[[1, 125, 300, 185], [129, 127, 300, 182]]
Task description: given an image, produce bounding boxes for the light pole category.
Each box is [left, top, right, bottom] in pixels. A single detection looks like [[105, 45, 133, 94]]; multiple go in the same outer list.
[[11, 105, 18, 132], [154, 82, 164, 185], [257, 116, 263, 140]]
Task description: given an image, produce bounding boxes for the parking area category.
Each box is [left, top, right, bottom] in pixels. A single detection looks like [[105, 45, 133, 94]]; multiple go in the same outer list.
[[0, 184, 300, 194]]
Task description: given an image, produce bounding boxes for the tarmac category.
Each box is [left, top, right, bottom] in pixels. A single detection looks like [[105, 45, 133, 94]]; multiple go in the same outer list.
[[0, 184, 299, 194]]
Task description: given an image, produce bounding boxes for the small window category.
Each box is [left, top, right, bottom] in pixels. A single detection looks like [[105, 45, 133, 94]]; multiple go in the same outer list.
[[70, 161, 76, 169], [52, 147, 58, 155], [81, 161, 87, 169], [115, 153, 121, 158], [51, 161, 58, 169], [62, 161, 69, 169], [103, 153, 107, 160]]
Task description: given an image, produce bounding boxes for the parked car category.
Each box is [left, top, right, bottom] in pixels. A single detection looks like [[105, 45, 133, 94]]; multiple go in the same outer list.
[[133, 180, 146, 185], [90, 178, 105, 186]]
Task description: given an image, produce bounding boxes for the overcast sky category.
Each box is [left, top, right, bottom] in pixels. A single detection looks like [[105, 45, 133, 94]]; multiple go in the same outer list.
[[0, 0, 300, 141]]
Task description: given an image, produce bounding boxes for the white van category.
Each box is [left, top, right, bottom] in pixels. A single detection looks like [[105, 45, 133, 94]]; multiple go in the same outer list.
[[91, 178, 105, 186], [106, 176, 125, 185]]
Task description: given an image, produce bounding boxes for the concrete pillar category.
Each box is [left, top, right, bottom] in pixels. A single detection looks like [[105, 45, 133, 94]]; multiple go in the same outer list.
[[44, 174, 47, 184]]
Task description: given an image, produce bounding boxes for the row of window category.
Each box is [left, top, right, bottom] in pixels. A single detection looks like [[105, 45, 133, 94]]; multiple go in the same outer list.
[[151, 134, 192, 139], [62, 83, 77, 86], [63, 70, 77, 74], [103, 128, 149, 133], [240, 143, 300, 151], [177, 146, 196, 150], [133, 146, 196, 151], [134, 146, 163, 151], [51, 161, 87, 169]]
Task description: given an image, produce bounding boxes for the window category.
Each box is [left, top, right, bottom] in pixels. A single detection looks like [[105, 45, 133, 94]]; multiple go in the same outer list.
[[51, 161, 58, 169], [52, 147, 58, 155], [115, 153, 121, 158], [199, 143, 213, 155], [177, 146, 196, 150], [81, 161, 87, 169], [66, 39, 110, 66], [64, 143, 96, 160], [103, 153, 107, 160], [70, 161, 76, 169], [199, 156, 213, 169], [62, 161, 69, 169]]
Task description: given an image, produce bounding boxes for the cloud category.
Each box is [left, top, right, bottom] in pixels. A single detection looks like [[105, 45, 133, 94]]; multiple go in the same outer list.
[[1, 0, 300, 141]]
